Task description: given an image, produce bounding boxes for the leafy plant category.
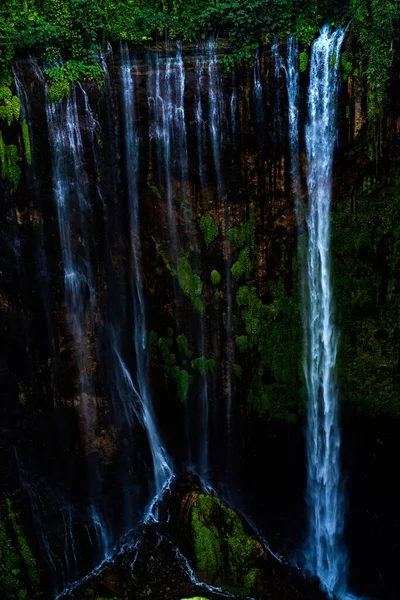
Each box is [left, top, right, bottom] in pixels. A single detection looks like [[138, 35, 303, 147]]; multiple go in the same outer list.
[[21, 119, 31, 166], [299, 51, 308, 72], [0, 132, 21, 191], [0, 86, 20, 125], [176, 251, 204, 314], [200, 214, 217, 247], [210, 269, 221, 285]]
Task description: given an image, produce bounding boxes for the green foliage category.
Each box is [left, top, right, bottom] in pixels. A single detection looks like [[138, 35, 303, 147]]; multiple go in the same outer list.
[[0, 0, 397, 115], [236, 275, 302, 421], [210, 269, 221, 285], [191, 356, 216, 375], [0, 498, 42, 600], [220, 42, 259, 72], [46, 61, 103, 85], [147, 182, 161, 198], [177, 334, 193, 358], [235, 335, 248, 352], [228, 205, 257, 249], [231, 246, 254, 280], [151, 329, 216, 402], [233, 363, 242, 377], [294, 14, 318, 45], [47, 79, 71, 103], [21, 119, 31, 166], [0, 86, 20, 125], [332, 170, 400, 415], [157, 331, 177, 373], [199, 0, 294, 45], [45, 60, 103, 103], [148, 329, 158, 348], [200, 214, 217, 247], [176, 251, 204, 314], [172, 366, 192, 402], [299, 51, 308, 72], [341, 51, 353, 80], [229, 204, 259, 282], [229, 204, 302, 421], [350, 0, 400, 117], [0, 132, 21, 191], [191, 494, 259, 595]]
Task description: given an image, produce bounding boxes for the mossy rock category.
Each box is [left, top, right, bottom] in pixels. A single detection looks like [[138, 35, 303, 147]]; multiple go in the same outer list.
[[191, 494, 263, 596]]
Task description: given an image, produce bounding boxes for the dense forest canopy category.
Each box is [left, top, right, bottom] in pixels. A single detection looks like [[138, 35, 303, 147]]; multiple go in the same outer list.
[[0, 0, 399, 115]]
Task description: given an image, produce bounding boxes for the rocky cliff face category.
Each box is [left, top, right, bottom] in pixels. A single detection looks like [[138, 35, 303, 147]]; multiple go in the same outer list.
[[0, 39, 400, 599]]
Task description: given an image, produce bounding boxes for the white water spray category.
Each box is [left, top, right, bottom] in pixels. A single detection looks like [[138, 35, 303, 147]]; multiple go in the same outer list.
[[303, 26, 347, 597]]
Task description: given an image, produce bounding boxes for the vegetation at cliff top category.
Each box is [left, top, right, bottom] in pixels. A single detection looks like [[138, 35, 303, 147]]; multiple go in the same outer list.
[[0, 0, 398, 115]]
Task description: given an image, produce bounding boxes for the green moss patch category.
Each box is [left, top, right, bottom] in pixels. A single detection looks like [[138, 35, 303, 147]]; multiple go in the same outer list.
[[0, 498, 42, 600], [176, 251, 204, 314], [191, 494, 261, 596], [0, 86, 20, 125], [0, 131, 21, 191], [332, 170, 400, 416], [200, 215, 217, 247]]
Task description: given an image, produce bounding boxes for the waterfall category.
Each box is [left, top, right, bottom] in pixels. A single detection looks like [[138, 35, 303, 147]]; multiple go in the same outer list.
[[13, 62, 56, 362], [253, 49, 264, 123], [120, 43, 173, 494], [285, 36, 300, 205], [302, 26, 347, 597], [45, 82, 97, 446], [147, 45, 189, 264], [229, 71, 237, 146], [271, 39, 283, 146], [195, 43, 207, 188], [208, 40, 225, 197]]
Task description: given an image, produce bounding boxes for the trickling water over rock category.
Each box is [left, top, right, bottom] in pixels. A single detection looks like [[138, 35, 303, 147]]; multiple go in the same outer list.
[[302, 27, 347, 597], [60, 475, 331, 600]]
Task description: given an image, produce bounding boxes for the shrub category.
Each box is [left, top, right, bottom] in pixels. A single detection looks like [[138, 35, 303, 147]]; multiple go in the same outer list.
[[200, 214, 217, 247], [210, 269, 221, 285]]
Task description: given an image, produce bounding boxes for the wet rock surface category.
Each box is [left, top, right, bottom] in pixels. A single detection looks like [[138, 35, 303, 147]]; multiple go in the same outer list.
[[67, 475, 329, 600]]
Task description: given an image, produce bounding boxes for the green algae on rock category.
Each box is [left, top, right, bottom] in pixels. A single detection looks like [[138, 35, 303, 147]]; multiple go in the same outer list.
[[191, 493, 262, 596]]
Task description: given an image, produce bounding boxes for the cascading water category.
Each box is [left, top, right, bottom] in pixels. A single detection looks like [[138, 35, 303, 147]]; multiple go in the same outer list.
[[253, 49, 264, 123], [120, 43, 173, 495], [195, 43, 207, 188], [208, 40, 225, 198], [207, 41, 234, 464], [285, 36, 300, 205], [45, 82, 97, 439], [4, 33, 372, 600], [42, 66, 112, 587], [26, 53, 174, 594], [147, 45, 189, 265], [271, 39, 283, 146], [13, 63, 56, 365], [302, 26, 348, 598]]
